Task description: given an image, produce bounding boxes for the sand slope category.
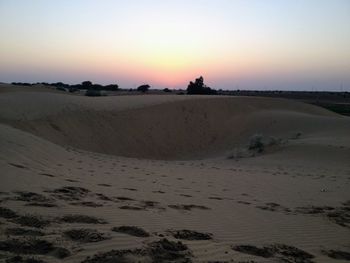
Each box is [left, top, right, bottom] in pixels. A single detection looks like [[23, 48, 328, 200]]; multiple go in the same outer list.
[[1, 90, 348, 159], [0, 87, 350, 262]]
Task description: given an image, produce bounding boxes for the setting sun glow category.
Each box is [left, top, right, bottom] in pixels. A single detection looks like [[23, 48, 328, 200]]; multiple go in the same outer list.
[[0, 0, 349, 90]]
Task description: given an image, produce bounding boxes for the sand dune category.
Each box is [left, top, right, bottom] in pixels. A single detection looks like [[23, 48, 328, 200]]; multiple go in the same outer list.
[[1, 89, 348, 160], [1, 86, 350, 262]]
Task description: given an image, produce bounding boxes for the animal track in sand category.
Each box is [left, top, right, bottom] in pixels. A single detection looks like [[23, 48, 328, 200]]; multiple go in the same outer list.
[[80, 238, 192, 263], [115, 196, 135, 201], [152, 190, 165, 194], [12, 214, 51, 229], [208, 197, 224, 200], [8, 163, 28, 169], [45, 186, 90, 201], [65, 179, 79, 182], [119, 205, 144, 211], [295, 202, 350, 228], [59, 214, 107, 224], [0, 238, 70, 259], [0, 206, 19, 219], [232, 243, 314, 262], [5, 227, 44, 237], [123, 188, 138, 191], [5, 255, 46, 263], [256, 202, 292, 213], [69, 201, 104, 207], [39, 173, 55, 177], [168, 204, 210, 211], [168, 229, 213, 240], [322, 249, 350, 260], [112, 226, 150, 237], [98, 183, 112, 187], [64, 228, 110, 243]]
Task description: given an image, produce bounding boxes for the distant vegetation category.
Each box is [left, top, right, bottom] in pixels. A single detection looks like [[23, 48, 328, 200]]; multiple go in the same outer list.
[[187, 76, 217, 95], [11, 81, 119, 93], [9, 81, 350, 115], [226, 90, 350, 116], [310, 102, 350, 116], [137, 84, 150, 93]]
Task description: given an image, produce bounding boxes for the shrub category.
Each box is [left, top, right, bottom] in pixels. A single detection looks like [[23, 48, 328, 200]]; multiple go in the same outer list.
[[248, 134, 264, 152], [228, 134, 284, 159], [105, 84, 119, 91]]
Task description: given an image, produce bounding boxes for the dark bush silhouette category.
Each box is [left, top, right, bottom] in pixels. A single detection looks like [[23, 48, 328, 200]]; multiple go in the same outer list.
[[104, 84, 119, 91], [187, 76, 217, 95], [137, 84, 150, 93], [82, 81, 93, 89], [92, 84, 103, 90], [10, 81, 121, 93], [51, 82, 70, 89], [11, 82, 32, 86], [163, 88, 172, 93]]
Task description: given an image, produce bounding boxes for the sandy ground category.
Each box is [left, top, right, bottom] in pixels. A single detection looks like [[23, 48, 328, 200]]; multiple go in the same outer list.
[[0, 84, 350, 262]]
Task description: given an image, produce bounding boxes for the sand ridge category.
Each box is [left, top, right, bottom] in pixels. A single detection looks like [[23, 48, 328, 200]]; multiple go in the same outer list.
[[0, 90, 348, 159]]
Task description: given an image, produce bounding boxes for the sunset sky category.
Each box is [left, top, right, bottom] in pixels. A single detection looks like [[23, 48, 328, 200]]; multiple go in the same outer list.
[[1, 0, 349, 90]]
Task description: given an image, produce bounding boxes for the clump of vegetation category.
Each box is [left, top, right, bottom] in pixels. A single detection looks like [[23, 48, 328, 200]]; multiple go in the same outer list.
[[228, 134, 284, 159], [248, 134, 265, 152], [187, 76, 217, 95], [137, 84, 150, 93], [79, 81, 118, 91]]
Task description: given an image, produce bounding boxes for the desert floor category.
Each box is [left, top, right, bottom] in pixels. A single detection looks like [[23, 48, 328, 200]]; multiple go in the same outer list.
[[0, 85, 349, 262]]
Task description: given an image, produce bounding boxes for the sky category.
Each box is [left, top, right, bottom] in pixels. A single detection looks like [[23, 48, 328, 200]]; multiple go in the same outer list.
[[0, 0, 349, 91]]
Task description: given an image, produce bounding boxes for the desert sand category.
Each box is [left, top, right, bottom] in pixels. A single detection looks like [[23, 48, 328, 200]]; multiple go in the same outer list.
[[0, 84, 349, 262]]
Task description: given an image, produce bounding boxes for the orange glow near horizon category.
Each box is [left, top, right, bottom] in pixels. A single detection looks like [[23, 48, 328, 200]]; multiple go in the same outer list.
[[0, 1, 349, 90]]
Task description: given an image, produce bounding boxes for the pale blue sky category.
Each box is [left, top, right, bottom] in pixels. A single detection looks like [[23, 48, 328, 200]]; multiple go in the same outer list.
[[0, 0, 349, 90]]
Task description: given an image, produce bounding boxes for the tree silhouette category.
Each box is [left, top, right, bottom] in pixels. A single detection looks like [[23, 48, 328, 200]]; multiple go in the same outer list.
[[187, 76, 216, 95], [82, 81, 93, 89], [137, 84, 150, 92]]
